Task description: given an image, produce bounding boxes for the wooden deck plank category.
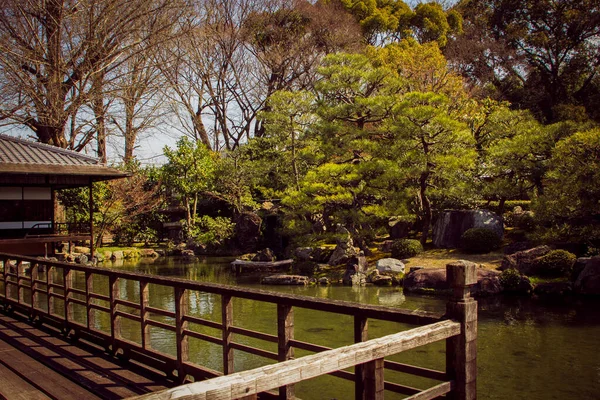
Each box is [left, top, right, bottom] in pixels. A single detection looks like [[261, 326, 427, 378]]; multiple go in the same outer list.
[[0, 335, 96, 400], [0, 312, 171, 399]]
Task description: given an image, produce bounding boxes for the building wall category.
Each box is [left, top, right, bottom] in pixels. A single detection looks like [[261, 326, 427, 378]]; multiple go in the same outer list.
[[0, 186, 52, 236]]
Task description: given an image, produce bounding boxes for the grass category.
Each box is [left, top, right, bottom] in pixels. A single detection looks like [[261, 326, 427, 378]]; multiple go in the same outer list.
[[408, 248, 504, 270], [367, 242, 504, 270]]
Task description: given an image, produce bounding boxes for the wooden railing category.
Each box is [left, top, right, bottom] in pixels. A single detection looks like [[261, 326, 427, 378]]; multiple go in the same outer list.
[[25, 222, 90, 237], [0, 252, 477, 400]]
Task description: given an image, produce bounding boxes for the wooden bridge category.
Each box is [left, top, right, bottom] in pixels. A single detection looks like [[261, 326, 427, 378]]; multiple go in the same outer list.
[[0, 252, 477, 400]]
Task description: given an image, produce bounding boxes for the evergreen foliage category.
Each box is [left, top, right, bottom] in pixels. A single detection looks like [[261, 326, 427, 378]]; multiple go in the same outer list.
[[460, 228, 501, 253], [391, 239, 423, 259]]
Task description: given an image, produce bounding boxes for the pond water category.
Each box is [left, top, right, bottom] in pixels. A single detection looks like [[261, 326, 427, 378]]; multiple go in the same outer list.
[[97, 256, 600, 400]]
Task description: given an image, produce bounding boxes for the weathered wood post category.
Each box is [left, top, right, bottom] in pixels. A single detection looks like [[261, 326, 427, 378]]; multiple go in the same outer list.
[[109, 274, 121, 353], [277, 303, 294, 399], [175, 287, 189, 383], [222, 295, 234, 375], [446, 260, 477, 400]]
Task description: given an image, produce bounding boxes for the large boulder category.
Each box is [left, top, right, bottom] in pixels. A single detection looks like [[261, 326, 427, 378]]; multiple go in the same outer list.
[[403, 268, 448, 293], [234, 212, 262, 253], [403, 265, 502, 295], [432, 210, 503, 248], [499, 245, 551, 275], [376, 258, 405, 274], [574, 256, 600, 295]]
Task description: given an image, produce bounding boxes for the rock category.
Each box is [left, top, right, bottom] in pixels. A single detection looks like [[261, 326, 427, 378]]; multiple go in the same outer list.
[[403, 268, 449, 293], [328, 237, 359, 267], [328, 225, 356, 264], [342, 268, 366, 286], [140, 249, 159, 258], [432, 210, 503, 248], [380, 240, 394, 253], [155, 249, 166, 257], [388, 217, 412, 239], [371, 275, 393, 286], [572, 257, 591, 281], [181, 249, 196, 258], [318, 277, 330, 285], [504, 241, 534, 255], [252, 248, 276, 262], [404, 264, 502, 295], [111, 251, 124, 260], [376, 258, 405, 274], [102, 251, 113, 260], [534, 281, 573, 296], [574, 256, 600, 295], [74, 254, 88, 264], [295, 247, 313, 261], [234, 212, 262, 253], [123, 249, 140, 259], [499, 245, 551, 275], [262, 274, 309, 285], [73, 246, 90, 254], [476, 269, 503, 296]]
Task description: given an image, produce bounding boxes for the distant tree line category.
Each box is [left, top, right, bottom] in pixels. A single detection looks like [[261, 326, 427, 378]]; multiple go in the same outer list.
[[2, 0, 599, 252]]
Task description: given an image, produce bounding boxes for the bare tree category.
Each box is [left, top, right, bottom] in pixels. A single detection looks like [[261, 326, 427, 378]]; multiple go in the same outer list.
[[0, 0, 186, 151], [160, 0, 362, 150]]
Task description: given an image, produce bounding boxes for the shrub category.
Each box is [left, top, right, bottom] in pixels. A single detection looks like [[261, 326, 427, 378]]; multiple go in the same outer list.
[[499, 269, 522, 292], [460, 228, 502, 253], [390, 239, 423, 259], [189, 216, 235, 246], [533, 249, 576, 277]]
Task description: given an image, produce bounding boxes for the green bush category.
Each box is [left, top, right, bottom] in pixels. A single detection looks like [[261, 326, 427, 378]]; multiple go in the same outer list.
[[533, 249, 576, 277], [189, 216, 235, 247], [499, 268, 522, 292], [460, 228, 502, 253], [391, 239, 423, 259]]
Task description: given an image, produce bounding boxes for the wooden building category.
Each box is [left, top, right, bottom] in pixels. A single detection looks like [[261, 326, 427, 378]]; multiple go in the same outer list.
[[0, 134, 128, 256]]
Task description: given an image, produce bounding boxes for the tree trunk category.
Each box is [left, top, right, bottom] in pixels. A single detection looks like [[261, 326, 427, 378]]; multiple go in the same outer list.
[[184, 196, 192, 236], [419, 171, 431, 246], [92, 73, 107, 163]]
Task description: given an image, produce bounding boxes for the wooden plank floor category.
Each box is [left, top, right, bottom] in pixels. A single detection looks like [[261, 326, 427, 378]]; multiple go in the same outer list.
[[0, 312, 172, 400]]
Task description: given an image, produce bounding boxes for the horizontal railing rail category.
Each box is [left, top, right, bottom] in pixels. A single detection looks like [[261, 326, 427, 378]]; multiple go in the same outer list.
[[0, 252, 477, 400], [129, 319, 461, 400]]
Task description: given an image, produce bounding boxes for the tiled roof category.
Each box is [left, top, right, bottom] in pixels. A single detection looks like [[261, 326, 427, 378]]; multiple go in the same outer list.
[[0, 134, 127, 178], [0, 134, 100, 166]]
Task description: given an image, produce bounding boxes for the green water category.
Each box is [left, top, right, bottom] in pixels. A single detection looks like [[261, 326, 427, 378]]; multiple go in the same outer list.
[[93, 257, 600, 399]]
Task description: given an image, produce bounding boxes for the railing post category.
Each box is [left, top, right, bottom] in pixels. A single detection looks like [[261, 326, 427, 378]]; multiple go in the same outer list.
[[47, 265, 53, 316], [16, 260, 23, 303], [109, 274, 121, 352], [222, 294, 234, 375], [31, 263, 38, 313], [86, 271, 95, 330], [140, 281, 150, 349], [64, 267, 73, 327], [277, 303, 294, 400], [446, 260, 477, 400], [354, 315, 368, 399], [175, 287, 189, 383]]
